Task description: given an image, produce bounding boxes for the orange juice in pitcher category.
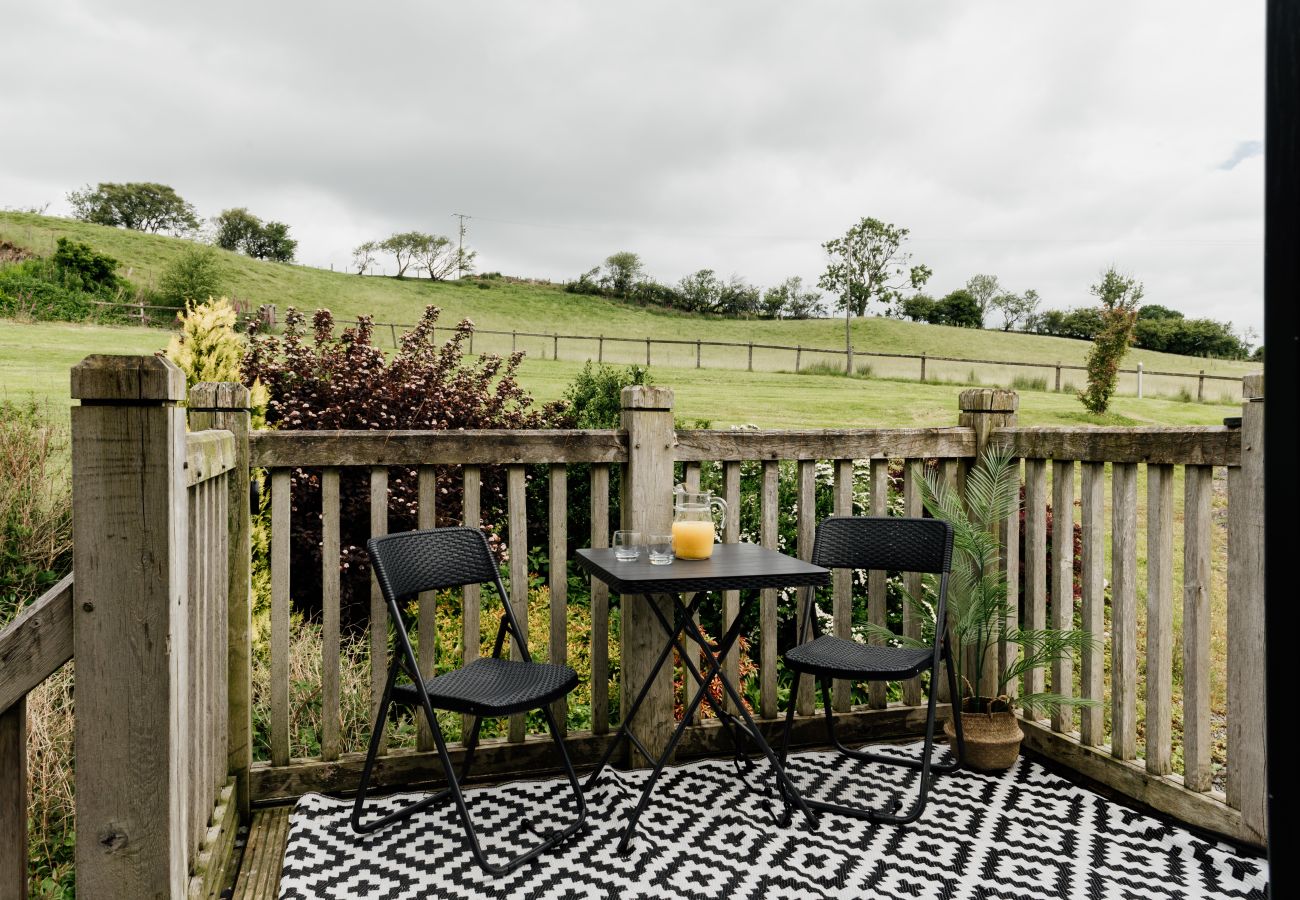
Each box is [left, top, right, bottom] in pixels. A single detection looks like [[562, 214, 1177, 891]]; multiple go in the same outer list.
[[672, 487, 728, 560]]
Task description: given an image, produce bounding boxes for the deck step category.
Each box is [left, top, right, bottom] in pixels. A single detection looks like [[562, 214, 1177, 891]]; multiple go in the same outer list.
[[231, 806, 292, 900]]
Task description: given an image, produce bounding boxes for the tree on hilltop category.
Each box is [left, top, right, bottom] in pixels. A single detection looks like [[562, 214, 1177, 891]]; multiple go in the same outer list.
[[68, 182, 199, 235]]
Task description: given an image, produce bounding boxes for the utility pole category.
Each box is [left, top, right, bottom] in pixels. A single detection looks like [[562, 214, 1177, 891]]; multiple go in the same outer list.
[[452, 213, 470, 280]]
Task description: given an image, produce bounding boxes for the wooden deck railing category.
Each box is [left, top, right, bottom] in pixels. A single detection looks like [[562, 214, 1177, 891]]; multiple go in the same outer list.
[[1, 355, 1267, 894]]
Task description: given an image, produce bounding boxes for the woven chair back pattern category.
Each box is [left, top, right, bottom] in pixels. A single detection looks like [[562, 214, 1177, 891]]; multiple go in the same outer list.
[[368, 527, 501, 601], [811, 516, 953, 574]]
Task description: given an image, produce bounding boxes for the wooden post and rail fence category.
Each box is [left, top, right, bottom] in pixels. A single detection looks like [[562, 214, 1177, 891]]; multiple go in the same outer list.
[[0, 355, 1268, 896]]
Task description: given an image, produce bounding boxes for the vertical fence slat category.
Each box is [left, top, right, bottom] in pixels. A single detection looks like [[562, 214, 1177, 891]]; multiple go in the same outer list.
[[1145, 463, 1174, 775], [1111, 462, 1139, 760], [0, 698, 26, 899], [216, 479, 230, 796], [416, 466, 437, 752], [1227, 375, 1265, 839], [867, 459, 889, 710], [682, 462, 703, 725], [369, 467, 389, 755], [1000, 456, 1021, 701], [1183, 464, 1213, 791], [462, 466, 482, 737], [1051, 459, 1075, 733], [508, 465, 528, 742], [901, 461, 923, 707], [1023, 459, 1048, 715], [832, 459, 854, 712], [321, 469, 341, 761], [722, 462, 742, 714], [760, 460, 779, 719], [590, 464, 611, 733], [549, 464, 569, 736], [187, 482, 202, 852], [270, 468, 291, 767], [1079, 461, 1105, 746], [795, 460, 817, 716]]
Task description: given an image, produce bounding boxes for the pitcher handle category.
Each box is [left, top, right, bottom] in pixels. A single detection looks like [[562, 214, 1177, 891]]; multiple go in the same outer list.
[[710, 496, 728, 533]]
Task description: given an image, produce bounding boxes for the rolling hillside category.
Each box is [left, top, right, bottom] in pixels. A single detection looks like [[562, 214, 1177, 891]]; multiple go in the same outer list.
[[0, 211, 1256, 388]]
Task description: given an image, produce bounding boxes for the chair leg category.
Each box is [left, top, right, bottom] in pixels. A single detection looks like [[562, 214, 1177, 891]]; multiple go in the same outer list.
[[943, 641, 967, 764]]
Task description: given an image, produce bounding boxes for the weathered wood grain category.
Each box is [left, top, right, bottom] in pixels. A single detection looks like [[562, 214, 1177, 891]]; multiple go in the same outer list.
[[0, 698, 26, 900], [320, 469, 341, 761], [416, 466, 436, 752], [1111, 463, 1138, 761], [832, 459, 854, 712], [1023, 459, 1048, 713], [461, 466, 482, 738], [999, 457, 1021, 702], [1079, 462, 1105, 746], [1145, 463, 1174, 776], [230, 806, 290, 900], [1051, 459, 1075, 733], [185, 429, 236, 487], [270, 468, 291, 768], [760, 460, 780, 720], [0, 574, 73, 712], [619, 386, 677, 763], [990, 426, 1239, 466], [549, 464, 569, 735], [1182, 465, 1212, 791], [867, 459, 889, 710], [901, 461, 923, 707], [369, 468, 389, 755], [249, 429, 628, 467], [71, 354, 189, 898], [1227, 376, 1266, 842], [589, 464, 611, 733], [796, 460, 817, 716], [508, 465, 528, 743], [722, 461, 742, 715], [673, 427, 974, 462]]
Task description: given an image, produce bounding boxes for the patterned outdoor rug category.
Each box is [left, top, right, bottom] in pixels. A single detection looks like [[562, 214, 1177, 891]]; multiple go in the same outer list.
[[278, 742, 1268, 899]]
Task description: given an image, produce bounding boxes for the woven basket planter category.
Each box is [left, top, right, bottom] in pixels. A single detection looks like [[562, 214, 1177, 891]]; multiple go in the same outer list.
[[944, 704, 1022, 771]]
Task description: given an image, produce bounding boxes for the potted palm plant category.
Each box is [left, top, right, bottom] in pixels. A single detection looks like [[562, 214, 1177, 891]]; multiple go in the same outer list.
[[868, 446, 1098, 770]]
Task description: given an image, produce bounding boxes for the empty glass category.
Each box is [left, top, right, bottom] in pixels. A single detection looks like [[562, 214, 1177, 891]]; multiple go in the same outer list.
[[613, 530, 641, 561], [648, 534, 674, 565]]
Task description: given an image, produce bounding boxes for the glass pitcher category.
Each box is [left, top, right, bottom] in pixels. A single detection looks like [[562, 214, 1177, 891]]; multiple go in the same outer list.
[[672, 486, 728, 560]]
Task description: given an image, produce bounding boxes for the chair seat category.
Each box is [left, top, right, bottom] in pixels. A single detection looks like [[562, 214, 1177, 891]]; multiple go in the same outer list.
[[392, 657, 579, 717], [786, 635, 935, 680]]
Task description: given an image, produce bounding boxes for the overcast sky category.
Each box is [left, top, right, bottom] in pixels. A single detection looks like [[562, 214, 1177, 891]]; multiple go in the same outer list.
[[0, 1, 1265, 334]]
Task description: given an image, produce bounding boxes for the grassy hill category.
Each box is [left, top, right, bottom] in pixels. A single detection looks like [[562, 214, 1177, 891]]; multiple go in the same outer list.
[[1, 211, 1256, 388]]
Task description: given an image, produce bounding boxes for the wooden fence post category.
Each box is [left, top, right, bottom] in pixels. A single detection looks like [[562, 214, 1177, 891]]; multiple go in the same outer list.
[[1228, 373, 1266, 842], [71, 355, 189, 897], [1, 698, 26, 899], [748, 343, 754, 371], [957, 390, 1019, 697], [1055, 362, 1062, 392], [188, 383, 253, 822], [620, 386, 676, 765], [1198, 370, 1206, 402], [920, 354, 927, 382]]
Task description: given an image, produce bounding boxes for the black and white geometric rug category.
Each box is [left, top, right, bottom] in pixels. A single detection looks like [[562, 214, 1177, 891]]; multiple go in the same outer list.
[[278, 742, 1268, 899]]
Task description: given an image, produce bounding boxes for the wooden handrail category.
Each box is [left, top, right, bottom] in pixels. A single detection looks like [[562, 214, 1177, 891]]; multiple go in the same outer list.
[[675, 427, 975, 462], [249, 428, 628, 467], [187, 430, 237, 486], [0, 574, 74, 713], [990, 425, 1240, 465]]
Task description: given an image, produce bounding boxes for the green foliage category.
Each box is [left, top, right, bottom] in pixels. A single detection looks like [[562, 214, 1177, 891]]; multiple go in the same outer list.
[[900, 289, 981, 327], [377, 231, 459, 279], [351, 239, 380, 275], [212, 207, 262, 252], [1138, 303, 1185, 321], [819, 217, 931, 317], [66, 181, 199, 235], [992, 288, 1040, 331], [602, 251, 644, 295], [762, 276, 823, 319], [1132, 316, 1247, 358], [158, 244, 224, 307], [51, 237, 119, 292], [964, 273, 999, 326], [1079, 267, 1143, 414], [562, 361, 652, 428], [870, 448, 1097, 715], [1010, 374, 1049, 392]]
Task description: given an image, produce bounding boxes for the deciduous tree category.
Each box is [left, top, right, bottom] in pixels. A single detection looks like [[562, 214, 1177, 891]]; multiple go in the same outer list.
[[964, 273, 1000, 326], [352, 240, 380, 275], [1079, 267, 1143, 414], [602, 251, 644, 295], [67, 182, 199, 235], [992, 288, 1041, 331]]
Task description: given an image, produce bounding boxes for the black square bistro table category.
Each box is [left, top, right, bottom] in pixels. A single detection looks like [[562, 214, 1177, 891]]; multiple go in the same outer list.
[[574, 543, 830, 852]]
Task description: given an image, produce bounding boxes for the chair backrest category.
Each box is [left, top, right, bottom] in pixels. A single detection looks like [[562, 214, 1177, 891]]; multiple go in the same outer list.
[[811, 516, 954, 575], [367, 527, 501, 603]]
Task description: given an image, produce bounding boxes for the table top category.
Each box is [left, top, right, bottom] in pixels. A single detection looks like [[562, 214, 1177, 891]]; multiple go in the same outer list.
[[574, 543, 830, 595]]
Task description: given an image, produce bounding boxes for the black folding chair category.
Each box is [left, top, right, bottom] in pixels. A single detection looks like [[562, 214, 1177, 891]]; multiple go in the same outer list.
[[351, 527, 587, 874], [778, 516, 965, 824]]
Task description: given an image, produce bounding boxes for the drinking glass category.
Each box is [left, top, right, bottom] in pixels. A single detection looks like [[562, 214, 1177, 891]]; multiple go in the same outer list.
[[613, 530, 641, 561], [648, 533, 674, 565]]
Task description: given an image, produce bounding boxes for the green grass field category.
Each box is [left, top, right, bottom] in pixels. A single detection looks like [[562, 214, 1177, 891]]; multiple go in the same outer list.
[[1, 320, 1243, 429], [0, 211, 1257, 403]]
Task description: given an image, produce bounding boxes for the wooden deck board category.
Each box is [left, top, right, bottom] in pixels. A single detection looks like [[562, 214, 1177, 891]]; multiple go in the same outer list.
[[231, 806, 291, 900]]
